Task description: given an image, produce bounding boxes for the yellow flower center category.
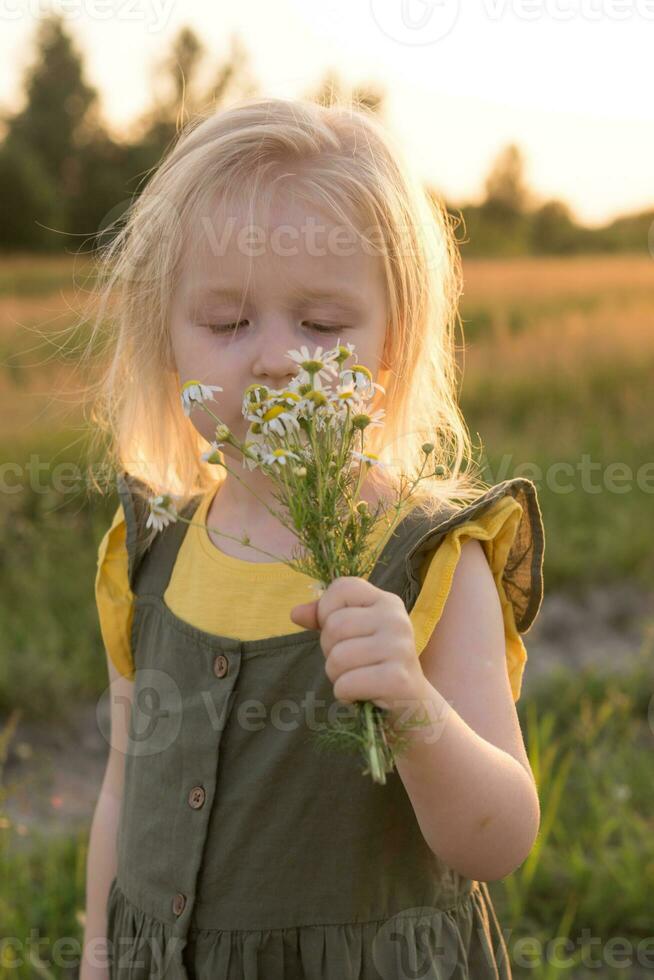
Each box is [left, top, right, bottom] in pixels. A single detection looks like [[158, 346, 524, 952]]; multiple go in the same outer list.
[[263, 405, 286, 421], [301, 359, 325, 373]]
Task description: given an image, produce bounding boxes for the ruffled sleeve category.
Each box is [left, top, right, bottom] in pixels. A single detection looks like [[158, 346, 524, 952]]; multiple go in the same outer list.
[[408, 490, 543, 703], [94, 502, 135, 681]]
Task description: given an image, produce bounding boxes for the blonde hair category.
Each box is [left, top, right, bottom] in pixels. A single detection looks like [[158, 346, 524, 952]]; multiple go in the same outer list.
[[76, 95, 490, 517]]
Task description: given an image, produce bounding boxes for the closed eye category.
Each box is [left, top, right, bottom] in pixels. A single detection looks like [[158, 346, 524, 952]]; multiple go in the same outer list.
[[203, 321, 347, 335]]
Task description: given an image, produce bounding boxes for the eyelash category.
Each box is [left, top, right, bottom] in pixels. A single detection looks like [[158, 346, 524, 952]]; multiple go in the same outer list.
[[203, 320, 346, 335]]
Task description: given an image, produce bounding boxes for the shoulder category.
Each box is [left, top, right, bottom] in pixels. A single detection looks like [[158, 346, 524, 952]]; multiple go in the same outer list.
[[411, 484, 543, 776], [409, 478, 545, 654]]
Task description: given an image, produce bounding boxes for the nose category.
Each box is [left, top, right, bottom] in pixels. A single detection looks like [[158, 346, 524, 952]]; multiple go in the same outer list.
[[250, 318, 301, 387]]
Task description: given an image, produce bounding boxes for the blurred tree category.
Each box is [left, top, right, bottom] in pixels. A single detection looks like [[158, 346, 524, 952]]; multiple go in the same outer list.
[[484, 143, 533, 215], [0, 137, 64, 250], [469, 143, 534, 254], [4, 15, 99, 198], [164, 27, 206, 110], [306, 69, 385, 115], [0, 12, 118, 249], [530, 199, 580, 254], [120, 29, 259, 192]]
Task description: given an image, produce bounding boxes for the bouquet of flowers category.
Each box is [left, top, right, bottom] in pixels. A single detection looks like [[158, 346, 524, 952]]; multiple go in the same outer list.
[[147, 341, 444, 783]]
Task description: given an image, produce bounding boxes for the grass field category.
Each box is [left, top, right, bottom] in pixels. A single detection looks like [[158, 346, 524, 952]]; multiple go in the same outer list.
[[0, 252, 652, 978]]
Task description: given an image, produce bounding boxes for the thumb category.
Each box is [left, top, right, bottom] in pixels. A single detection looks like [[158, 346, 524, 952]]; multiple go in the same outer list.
[[290, 599, 320, 630]]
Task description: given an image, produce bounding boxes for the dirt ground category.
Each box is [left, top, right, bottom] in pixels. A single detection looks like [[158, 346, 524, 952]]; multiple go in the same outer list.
[[2, 582, 653, 846]]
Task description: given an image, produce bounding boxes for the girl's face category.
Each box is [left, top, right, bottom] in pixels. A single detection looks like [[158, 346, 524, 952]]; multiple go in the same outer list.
[[169, 189, 390, 455]]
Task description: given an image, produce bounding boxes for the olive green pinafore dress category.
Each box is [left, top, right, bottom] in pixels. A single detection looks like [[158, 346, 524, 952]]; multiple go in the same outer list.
[[106, 471, 545, 980]]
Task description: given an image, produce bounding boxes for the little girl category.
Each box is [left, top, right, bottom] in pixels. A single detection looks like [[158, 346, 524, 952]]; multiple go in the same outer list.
[[81, 96, 545, 980]]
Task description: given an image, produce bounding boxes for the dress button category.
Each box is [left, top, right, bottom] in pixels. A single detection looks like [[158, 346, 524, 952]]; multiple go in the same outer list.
[[188, 785, 206, 809], [213, 653, 229, 678], [172, 892, 186, 916]]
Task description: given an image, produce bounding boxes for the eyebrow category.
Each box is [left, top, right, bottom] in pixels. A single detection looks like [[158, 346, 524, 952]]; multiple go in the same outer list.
[[190, 284, 366, 309]]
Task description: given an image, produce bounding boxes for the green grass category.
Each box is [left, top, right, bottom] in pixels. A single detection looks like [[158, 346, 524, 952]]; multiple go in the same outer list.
[[0, 432, 117, 725], [460, 354, 654, 591], [0, 255, 97, 299]]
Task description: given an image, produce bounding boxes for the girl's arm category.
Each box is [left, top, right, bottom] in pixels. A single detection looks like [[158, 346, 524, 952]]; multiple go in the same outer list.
[[79, 653, 134, 980], [395, 538, 541, 883]]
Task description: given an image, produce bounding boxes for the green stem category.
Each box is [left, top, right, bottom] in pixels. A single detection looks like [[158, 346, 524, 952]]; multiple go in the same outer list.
[[363, 702, 386, 784], [361, 454, 433, 573]]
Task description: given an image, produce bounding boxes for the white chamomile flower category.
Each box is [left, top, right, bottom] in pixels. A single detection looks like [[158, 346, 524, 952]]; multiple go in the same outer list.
[[261, 447, 301, 467], [180, 380, 223, 417], [248, 403, 301, 438], [200, 441, 224, 464], [242, 439, 266, 471], [339, 364, 385, 400], [146, 494, 179, 533], [351, 406, 386, 430], [285, 345, 340, 385], [351, 450, 387, 470], [241, 383, 269, 417], [333, 340, 356, 361], [297, 388, 331, 417], [332, 384, 360, 411]]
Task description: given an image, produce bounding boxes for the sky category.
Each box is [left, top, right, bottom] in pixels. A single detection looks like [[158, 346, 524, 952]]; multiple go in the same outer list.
[[1, 0, 652, 227]]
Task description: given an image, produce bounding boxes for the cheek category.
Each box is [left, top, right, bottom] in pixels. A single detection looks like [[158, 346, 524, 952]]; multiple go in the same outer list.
[[171, 325, 218, 378]]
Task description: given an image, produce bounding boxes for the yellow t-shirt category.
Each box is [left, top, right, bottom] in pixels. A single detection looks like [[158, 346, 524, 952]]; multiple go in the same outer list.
[[95, 489, 529, 701]]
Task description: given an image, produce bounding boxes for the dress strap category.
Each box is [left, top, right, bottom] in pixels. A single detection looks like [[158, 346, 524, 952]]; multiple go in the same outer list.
[[401, 476, 545, 633], [116, 470, 203, 597]]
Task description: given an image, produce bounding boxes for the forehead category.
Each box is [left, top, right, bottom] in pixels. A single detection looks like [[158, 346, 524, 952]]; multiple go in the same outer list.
[[178, 186, 384, 303]]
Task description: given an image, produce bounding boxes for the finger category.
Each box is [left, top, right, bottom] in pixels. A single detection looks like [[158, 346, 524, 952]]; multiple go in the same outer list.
[[324, 635, 386, 684], [332, 661, 397, 707], [320, 606, 378, 658], [317, 576, 378, 628], [289, 600, 319, 630]]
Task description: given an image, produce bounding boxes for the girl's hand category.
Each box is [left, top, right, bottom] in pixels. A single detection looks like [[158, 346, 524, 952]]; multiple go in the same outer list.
[[290, 577, 431, 724]]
